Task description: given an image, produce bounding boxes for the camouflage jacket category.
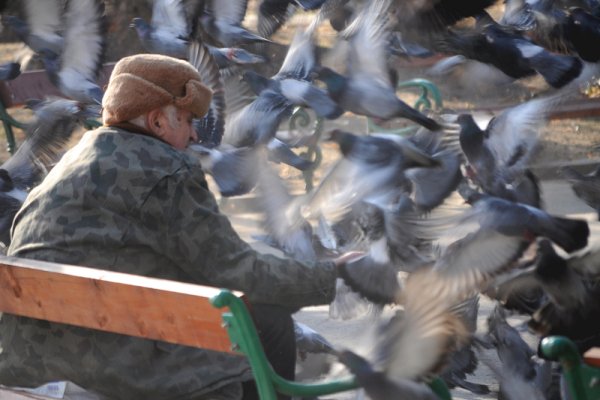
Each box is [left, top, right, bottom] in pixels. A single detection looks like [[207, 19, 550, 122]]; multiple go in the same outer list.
[[1, 126, 337, 399]]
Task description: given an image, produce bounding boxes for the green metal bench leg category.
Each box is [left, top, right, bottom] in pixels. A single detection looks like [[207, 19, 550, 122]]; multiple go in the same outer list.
[[0, 100, 27, 155], [540, 336, 600, 400], [366, 78, 443, 135], [288, 107, 324, 192], [211, 290, 452, 399]]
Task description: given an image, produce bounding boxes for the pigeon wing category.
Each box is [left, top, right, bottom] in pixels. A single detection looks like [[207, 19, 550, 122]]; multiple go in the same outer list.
[[152, 0, 189, 38], [24, 0, 63, 51], [61, 0, 106, 81]]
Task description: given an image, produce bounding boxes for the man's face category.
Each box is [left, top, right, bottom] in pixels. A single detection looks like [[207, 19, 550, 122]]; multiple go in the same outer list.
[[155, 107, 197, 150]]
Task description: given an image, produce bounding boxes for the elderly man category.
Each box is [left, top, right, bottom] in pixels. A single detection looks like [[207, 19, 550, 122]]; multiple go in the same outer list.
[[0, 54, 371, 399]]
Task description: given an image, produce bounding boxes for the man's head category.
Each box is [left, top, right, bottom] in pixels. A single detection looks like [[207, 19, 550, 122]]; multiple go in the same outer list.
[[102, 53, 212, 149]]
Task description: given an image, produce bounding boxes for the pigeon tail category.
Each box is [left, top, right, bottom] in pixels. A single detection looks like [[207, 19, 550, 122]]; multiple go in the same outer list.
[[529, 52, 583, 88], [395, 102, 441, 131], [540, 216, 589, 253]]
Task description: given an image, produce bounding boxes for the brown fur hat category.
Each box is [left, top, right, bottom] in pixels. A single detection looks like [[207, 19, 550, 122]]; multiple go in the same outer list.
[[102, 54, 212, 125]]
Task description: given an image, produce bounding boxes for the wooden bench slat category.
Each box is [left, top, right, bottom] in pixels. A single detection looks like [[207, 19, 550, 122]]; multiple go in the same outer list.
[[0, 256, 239, 354]]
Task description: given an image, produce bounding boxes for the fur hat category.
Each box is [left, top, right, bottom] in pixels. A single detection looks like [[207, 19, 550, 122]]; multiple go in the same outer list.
[[102, 54, 212, 125]]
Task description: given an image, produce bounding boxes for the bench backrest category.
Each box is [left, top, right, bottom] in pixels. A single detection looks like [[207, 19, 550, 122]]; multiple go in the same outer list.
[[0, 63, 115, 108], [0, 255, 237, 353]]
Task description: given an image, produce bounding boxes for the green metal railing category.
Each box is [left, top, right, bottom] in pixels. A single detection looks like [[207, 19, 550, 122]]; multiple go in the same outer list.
[[541, 336, 600, 400], [288, 106, 324, 192], [0, 100, 27, 155], [211, 289, 452, 400]]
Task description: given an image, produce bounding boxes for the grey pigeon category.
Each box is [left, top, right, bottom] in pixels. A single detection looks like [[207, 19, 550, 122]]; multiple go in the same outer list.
[[188, 40, 225, 147], [131, 0, 190, 59], [337, 350, 439, 400], [0, 62, 21, 81], [39, 0, 105, 105], [452, 88, 577, 204], [439, 11, 583, 89], [313, 0, 441, 131], [430, 188, 589, 299], [241, 27, 342, 120], [374, 268, 470, 381], [2, 0, 64, 54], [252, 151, 318, 261], [200, 0, 271, 47], [294, 320, 335, 357], [561, 165, 600, 220], [300, 129, 440, 218], [186, 143, 258, 197], [0, 98, 89, 247], [207, 45, 266, 69], [441, 295, 490, 395]]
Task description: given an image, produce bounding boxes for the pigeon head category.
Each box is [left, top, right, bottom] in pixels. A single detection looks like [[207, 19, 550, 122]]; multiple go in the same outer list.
[[130, 17, 152, 37]]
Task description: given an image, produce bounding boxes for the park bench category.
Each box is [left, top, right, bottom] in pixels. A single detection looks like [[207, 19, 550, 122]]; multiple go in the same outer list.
[[0, 255, 453, 400]]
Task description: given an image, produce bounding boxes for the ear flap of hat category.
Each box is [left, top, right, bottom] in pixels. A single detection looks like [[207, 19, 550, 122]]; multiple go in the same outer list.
[[174, 80, 213, 118], [102, 73, 173, 125]]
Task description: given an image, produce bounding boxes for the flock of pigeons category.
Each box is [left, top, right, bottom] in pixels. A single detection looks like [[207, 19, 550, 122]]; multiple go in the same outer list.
[[1, 0, 600, 399]]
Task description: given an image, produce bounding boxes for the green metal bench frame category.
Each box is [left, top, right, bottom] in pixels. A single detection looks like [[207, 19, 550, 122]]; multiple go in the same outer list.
[[211, 289, 452, 400], [541, 336, 600, 400]]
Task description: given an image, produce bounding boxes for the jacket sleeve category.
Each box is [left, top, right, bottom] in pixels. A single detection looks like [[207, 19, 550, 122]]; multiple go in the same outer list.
[[153, 166, 338, 309]]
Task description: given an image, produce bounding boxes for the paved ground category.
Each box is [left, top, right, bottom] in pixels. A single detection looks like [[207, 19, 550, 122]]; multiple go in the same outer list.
[[224, 179, 600, 400]]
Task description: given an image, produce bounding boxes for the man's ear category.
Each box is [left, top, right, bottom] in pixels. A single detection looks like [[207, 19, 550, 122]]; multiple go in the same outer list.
[[146, 108, 168, 138]]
